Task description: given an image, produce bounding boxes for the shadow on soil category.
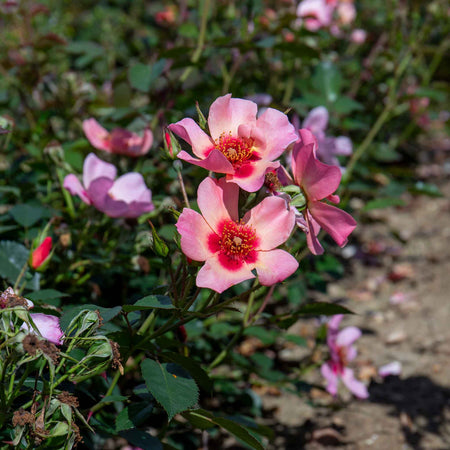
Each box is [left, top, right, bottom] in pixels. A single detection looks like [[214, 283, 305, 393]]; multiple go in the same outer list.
[[368, 376, 450, 449]]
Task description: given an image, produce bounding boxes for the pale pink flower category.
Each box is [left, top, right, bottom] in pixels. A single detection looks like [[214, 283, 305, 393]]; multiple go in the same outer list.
[[291, 129, 356, 255], [168, 94, 297, 192], [351, 29, 367, 44], [83, 118, 153, 157], [321, 314, 368, 398], [23, 313, 64, 345], [303, 106, 353, 170], [296, 0, 334, 31], [176, 177, 298, 293], [336, 2, 356, 25], [63, 153, 154, 218]]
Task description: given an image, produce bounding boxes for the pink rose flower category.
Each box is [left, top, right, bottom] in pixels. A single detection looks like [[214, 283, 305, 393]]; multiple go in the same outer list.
[[30, 236, 52, 269], [63, 153, 154, 218], [168, 94, 297, 192], [291, 129, 356, 255], [176, 177, 298, 293], [83, 118, 153, 157], [321, 314, 368, 398], [296, 0, 334, 31], [23, 313, 64, 345], [350, 29, 367, 44], [303, 106, 353, 170]]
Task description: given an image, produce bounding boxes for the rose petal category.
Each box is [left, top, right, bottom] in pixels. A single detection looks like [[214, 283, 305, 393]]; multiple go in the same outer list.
[[83, 118, 111, 151], [321, 362, 339, 396], [255, 249, 299, 285], [208, 94, 258, 141], [63, 174, 91, 205], [83, 153, 117, 190], [169, 118, 214, 158], [303, 106, 329, 135], [244, 196, 294, 250], [336, 326, 362, 347], [341, 368, 369, 399], [176, 208, 215, 262]]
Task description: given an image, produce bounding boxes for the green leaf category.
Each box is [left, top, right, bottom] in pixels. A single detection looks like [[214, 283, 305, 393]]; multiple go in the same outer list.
[[297, 302, 354, 316], [161, 352, 213, 391], [123, 295, 174, 312], [119, 430, 162, 450], [333, 96, 364, 114], [27, 289, 69, 302], [128, 60, 166, 93], [129, 63, 152, 92], [0, 240, 29, 283], [361, 197, 406, 212], [183, 409, 264, 450], [116, 407, 134, 432], [312, 62, 342, 103], [9, 204, 47, 227], [141, 359, 199, 420], [60, 304, 122, 331], [243, 327, 277, 345], [409, 181, 443, 198], [98, 395, 128, 405], [284, 334, 308, 346]]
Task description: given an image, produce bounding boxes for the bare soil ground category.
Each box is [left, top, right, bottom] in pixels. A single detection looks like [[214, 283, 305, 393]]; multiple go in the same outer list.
[[262, 176, 450, 450]]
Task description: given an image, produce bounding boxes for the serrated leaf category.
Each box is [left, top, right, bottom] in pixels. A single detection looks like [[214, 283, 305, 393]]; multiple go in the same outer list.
[[116, 407, 134, 432], [141, 359, 199, 420], [123, 295, 174, 312], [161, 352, 213, 391]]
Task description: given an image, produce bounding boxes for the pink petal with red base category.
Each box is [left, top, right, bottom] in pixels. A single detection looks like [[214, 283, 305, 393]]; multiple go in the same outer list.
[[208, 94, 257, 140], [176, 209, 215, 261], [229, 159, 280, 192], [304, 211, 324, 255], [197, 177, 238, 230], [178, 149, 234, 174], [168, 118, 214, 158], [83, 119, 111, 151], [255, 249, 298, 286], [244, 196, 295, 250], [308, 201, 356, 247], [196, 254, 255, 293]]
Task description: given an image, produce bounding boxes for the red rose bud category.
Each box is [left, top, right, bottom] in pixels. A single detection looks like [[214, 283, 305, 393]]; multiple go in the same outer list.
[[31, 237, 52, 269], [176, 325, 188, 343]]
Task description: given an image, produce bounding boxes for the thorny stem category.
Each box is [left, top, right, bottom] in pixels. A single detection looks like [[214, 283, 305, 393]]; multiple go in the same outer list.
[[176, 165, 191, 208]]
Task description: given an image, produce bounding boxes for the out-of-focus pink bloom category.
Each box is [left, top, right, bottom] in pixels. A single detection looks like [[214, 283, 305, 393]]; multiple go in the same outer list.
[[23, 313, 64, 345], [168, 94, 297, 192], [83, 119, 153, 157], [303, 106, 353, 170], [63, 153, 154, 218], [296, 0, 334, 31], [378, 361, 402, 377], [0, 0, 18, 14], [351, 29, 367, 44], [321, 314, 368, 398], [31, 236, 52, 269], [336, 2, 356, 25], [176, 177, 298, 293], [291, 129, 356, 255]]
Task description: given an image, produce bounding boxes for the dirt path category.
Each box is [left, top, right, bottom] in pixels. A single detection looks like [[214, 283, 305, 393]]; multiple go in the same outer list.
[[263, 178, 450, 450]]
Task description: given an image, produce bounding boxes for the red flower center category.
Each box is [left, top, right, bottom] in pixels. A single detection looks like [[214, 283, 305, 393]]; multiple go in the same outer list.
[[209, 220, 259, 271], [215, 134, 255, 168]]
